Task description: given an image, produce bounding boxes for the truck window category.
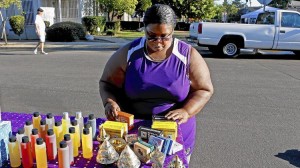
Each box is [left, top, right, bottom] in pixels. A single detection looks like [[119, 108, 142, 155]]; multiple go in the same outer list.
[[281, 12, 300, 28], [256, 12, 275, 24]]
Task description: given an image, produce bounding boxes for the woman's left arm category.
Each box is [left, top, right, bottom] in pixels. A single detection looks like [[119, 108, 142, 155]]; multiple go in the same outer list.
[[166, 47, 214, 124]]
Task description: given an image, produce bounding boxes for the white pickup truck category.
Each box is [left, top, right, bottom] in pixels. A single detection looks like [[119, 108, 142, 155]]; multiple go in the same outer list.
[[189, 9, 300, 57]]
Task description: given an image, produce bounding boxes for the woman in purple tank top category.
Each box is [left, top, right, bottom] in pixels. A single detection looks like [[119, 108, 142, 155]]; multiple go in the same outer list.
[[100, 4, 213, 163]]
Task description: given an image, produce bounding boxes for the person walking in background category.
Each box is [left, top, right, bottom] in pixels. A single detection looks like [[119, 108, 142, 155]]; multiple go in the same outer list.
[[34, 7, 48, 55], [99, 4, 214, 163]]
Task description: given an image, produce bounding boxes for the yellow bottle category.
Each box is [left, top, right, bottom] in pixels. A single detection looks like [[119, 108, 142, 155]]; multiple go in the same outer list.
[[71, 120, 80, 148], [62, 112, 70, 135], [54, 120, 63, 146], [32, 112, 41, 132], [69, 127, 78, 157], [35, 138, 48, 168], [82, 128, 93, 159], [8, 136, 21, 167]]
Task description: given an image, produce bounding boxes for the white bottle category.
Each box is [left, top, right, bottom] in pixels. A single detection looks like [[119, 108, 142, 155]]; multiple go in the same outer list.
[[75, 112, 84, 140], [16, 127, 25, 158], [88, 114, 97, 140], [58, 141, 70, 168], [62, 112, 70, 135], [64, 134, 74, 165], [24, 120, 33, 141], [46, 113, 55, 130]]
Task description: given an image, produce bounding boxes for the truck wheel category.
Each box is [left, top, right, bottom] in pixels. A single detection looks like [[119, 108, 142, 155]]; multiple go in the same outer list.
[[221, 42, 240, 58], [208, 46, 222, 54]]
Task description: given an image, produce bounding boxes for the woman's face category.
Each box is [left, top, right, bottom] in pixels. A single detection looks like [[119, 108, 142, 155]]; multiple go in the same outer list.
[[145, 23, 174, 52]]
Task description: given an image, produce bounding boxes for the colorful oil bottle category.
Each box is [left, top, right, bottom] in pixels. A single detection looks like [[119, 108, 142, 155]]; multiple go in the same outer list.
[[35, 138, 48, 168], [82, 128, 93, 159], [69, 127, 78, 157], [40, 119, 47, 140], [46, 113, 55, 130], [30, 128, 39, 160], [64, 134, 74, 165], [88, 114, 97, 140], [32, 112, 41, 132], [21, 136, 33, 168], [45, 129, 57, 160], [54, 120, 63, 146], [62, 112, 70, 135], [71, 120, 80, 148], [8, 136, 21, 167], [75, 112, 84, 140], [24, 120, 33, 141], [58, 141, 70, 168]]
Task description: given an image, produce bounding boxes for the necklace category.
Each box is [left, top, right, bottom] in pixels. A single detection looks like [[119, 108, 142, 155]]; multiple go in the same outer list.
[[145, 46, 166, 62]]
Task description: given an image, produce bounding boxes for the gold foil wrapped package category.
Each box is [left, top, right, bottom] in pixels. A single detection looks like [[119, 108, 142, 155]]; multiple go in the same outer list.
[[167, 155, 185, 168], [117, 145, 141, 168], [150, 148, 166, 168], [109, 138, 127, 154], [96, 140, 119, 164], [97, 125, 110, 143]]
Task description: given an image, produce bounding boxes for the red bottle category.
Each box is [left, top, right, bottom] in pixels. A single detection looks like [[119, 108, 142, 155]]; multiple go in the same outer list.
[[21, 136, 33, 168], [46, 129, 57, 160], [30, 128, 40, 160]]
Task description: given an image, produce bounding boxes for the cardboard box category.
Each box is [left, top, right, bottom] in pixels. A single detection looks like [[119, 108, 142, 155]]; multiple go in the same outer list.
[[0, 121, 12, 167], [134, 142, 151, 163], [152, 121, 178, 140], [103, 121, 128, 134], [102, 123, 125, 138]]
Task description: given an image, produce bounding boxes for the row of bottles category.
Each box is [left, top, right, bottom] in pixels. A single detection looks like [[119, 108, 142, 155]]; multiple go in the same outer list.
[[9, 111, 96, 168]]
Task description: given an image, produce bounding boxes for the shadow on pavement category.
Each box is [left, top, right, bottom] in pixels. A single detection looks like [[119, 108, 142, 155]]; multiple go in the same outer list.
[[275, 149, 300, 167]]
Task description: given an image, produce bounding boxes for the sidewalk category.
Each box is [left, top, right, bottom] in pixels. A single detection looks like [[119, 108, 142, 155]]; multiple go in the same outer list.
[[0, 36, 130, 50]]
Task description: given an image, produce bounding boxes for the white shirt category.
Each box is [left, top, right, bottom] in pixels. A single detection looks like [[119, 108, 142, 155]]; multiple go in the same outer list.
[[35, 15, 46, 35]]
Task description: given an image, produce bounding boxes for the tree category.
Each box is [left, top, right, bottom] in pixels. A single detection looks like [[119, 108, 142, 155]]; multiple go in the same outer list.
[[188, 0, 217, 20], [0, 0, 21, 44], [269, 0, 291, 9], [98, 0, 138, 21], [135, 0, 152, 28], [222, 0, 239, 22]]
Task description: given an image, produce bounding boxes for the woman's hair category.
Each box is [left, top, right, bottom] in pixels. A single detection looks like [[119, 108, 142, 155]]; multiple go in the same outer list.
[[143, 4, 176, 28]]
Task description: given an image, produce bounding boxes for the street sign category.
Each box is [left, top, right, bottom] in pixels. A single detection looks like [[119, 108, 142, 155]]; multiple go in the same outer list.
[[257, 0, 272, 5]]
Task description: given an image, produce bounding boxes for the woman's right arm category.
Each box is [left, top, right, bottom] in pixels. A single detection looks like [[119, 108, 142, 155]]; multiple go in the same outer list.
[[99, 43, 130, 120]]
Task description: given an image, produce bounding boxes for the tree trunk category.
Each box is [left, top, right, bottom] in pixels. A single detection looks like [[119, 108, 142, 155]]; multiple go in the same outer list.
[[0, 11, 8, 44]]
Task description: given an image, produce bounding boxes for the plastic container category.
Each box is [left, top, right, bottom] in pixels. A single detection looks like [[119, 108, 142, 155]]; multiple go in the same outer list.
[[40, 119, 47, 140], [82, 128, 93, 159], [88, 114, 97, 140], [24, 120, 33, 141], [21, 136, 33, 168], [84, 121, 92, 140], [54, 120, 63, 146], [62, 112, 70, 135], [32, 112, 41, 131], [35, 138, 48, 168], [64, 134, 74, 165], [46, 113, 55, 130], [8, 136, 21, 167], [75, 112, 84, 140], [45, 129, 57, 160], [30, 128, 40, 160], [71, 120, 80, 148], [16, 127, 25, 158], [69, 127, 78, 157], [58, 141, 70, 168]]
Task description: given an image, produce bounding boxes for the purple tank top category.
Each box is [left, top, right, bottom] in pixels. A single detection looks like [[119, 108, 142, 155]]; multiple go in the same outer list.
[[124, 37, 196, 155]]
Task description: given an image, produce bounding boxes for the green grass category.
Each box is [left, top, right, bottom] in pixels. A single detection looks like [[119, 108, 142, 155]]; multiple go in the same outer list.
[[114, 30, 189, 40]]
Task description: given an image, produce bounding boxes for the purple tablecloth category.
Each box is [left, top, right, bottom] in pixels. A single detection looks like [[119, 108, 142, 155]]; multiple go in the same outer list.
[[2, 112, 188, 168]]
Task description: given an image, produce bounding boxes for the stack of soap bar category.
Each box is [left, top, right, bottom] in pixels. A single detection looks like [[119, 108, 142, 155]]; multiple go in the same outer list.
[[151, 121, 178, 140], [138, 126, 163, 141], [116, 111, 134, 130], [102, 121, 127, 138]]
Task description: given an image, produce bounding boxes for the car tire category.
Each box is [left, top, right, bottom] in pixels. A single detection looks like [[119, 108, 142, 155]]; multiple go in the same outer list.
[[221, 42, 240, 58]]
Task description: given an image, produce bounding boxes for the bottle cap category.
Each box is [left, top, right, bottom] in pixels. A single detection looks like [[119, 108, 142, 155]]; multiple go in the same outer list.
[[83, 128, 90, 135], [55, 120, 62, 126], [40, 119, 46, 125], [32, 128, 38, 135], [62, 112, 69, 119], [25, 120, 32, 126], [69, 127, 75, 134], [71, 120, 77, 126], [33, 112, 40, 117], [60, 141, 67, 148], [9, 136, 16, 142], [46, 113, 53, 119], [75, 111, 82, 119], [47, 129, 54, 136], [36, 138, 44, 145], [84, 122, 91, 128], [64, 134, 71, 141], [22, 136, 29, 143], [88, 114, 95, 120], [18, 127, 25, 134]]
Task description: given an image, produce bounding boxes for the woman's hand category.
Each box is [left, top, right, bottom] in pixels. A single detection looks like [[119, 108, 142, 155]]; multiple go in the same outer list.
[[104, 100, 120, 121], [165, 109, 190, 125]]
